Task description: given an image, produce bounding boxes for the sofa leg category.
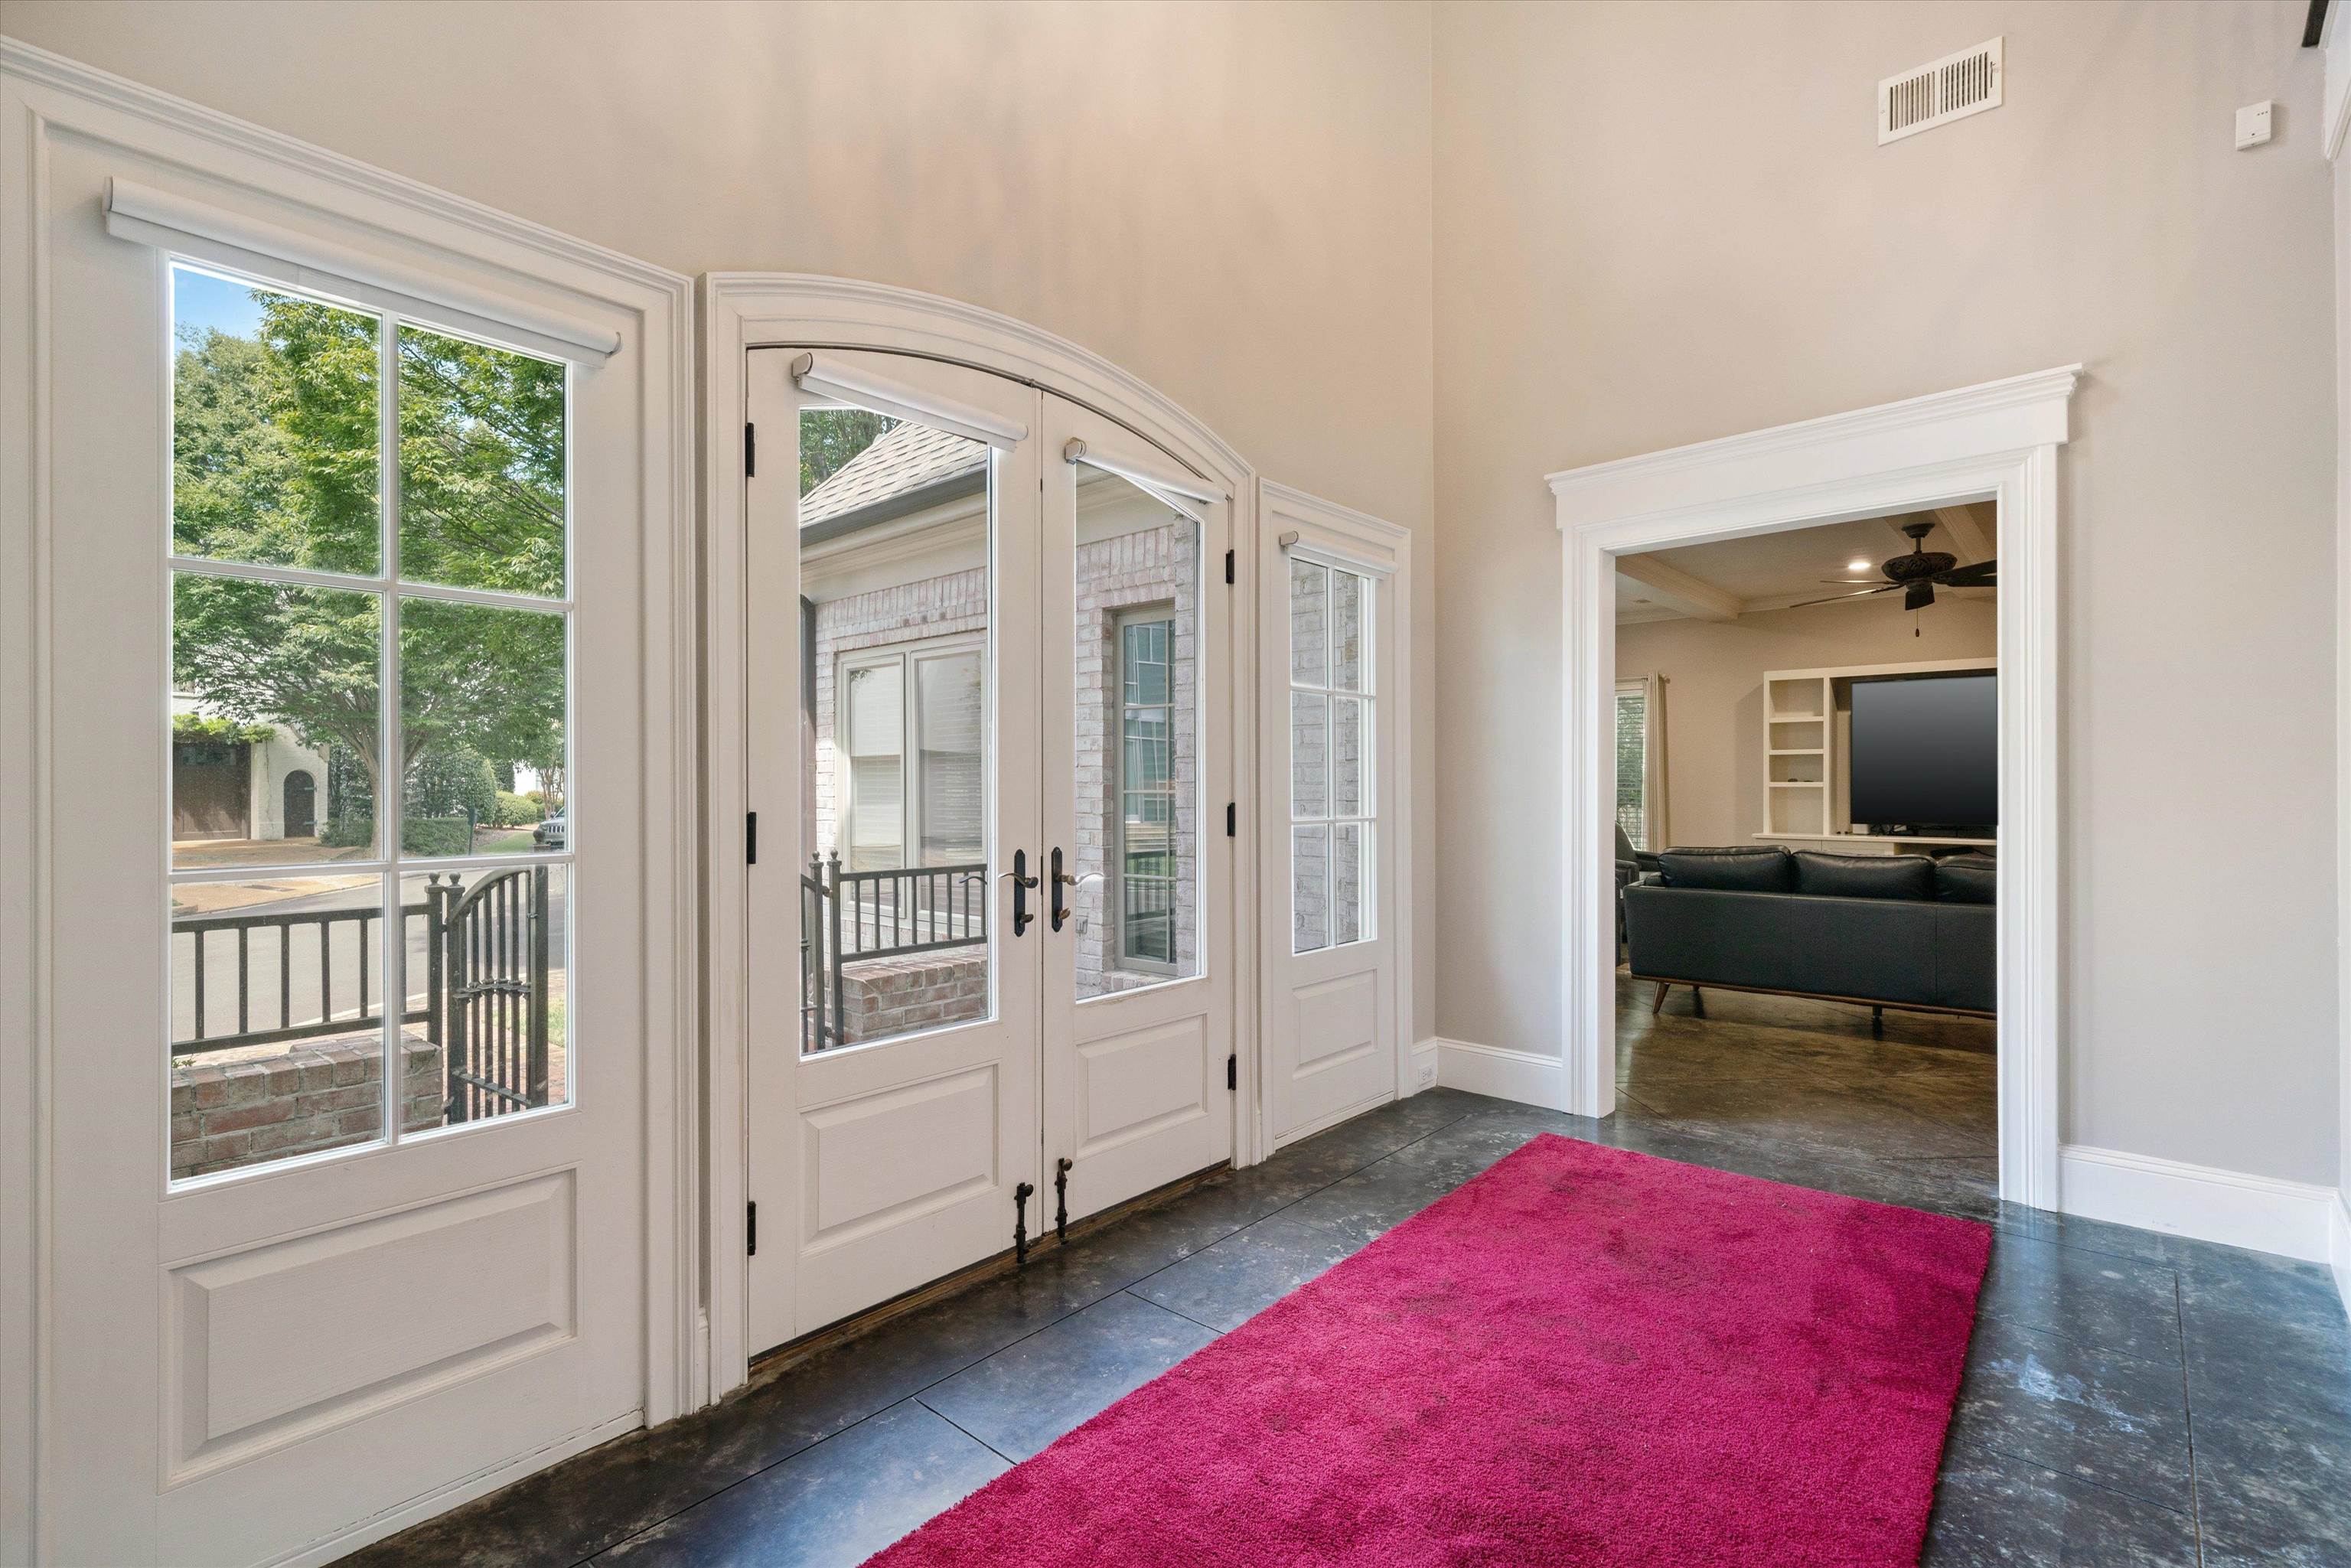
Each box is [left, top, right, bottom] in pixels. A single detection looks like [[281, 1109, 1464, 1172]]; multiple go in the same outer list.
[[1871, 1005, 1884, 1037], [1689, 986, 1704, 1019], [1652, 981, 1669, 1015]]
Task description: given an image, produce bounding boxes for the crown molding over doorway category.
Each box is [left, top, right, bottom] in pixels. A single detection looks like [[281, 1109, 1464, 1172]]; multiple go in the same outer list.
[[1549, 366, 2082, 1211]]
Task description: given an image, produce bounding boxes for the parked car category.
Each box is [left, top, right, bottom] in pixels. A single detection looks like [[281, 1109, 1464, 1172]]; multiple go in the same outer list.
[[533, 809, 566, 849]]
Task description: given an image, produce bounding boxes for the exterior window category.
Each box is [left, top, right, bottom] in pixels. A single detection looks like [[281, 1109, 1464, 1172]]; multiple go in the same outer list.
[[1616, 679, 1650, 850], [1290, 558, 1373, 954], [836, 636, 985, 872], [167, 262, 572, 1184], [1115, 609, 1177, 970]]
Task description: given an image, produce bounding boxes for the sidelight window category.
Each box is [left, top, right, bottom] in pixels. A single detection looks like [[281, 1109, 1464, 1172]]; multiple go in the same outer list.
[[1290, 557, 1374, 954], [167, 262, 573, 1184]]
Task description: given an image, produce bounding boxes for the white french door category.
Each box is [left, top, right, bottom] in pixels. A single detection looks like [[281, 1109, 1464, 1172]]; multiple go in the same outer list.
[[1260, 494, 1404, 1144], [744, 354, 1232, 1353], [25, 133, 659, 1565], [1040, 397, 1235, 1224]]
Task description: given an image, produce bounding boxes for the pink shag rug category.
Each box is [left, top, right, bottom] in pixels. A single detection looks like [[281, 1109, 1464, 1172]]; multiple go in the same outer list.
[[864, 1133, 1991, 1567]]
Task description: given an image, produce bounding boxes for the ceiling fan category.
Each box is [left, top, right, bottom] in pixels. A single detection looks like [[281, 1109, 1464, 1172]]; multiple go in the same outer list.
[[1791, 520, 1995, 611]]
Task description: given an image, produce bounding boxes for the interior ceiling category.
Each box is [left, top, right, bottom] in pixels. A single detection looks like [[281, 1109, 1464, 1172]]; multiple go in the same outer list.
[[1615, 504, 1997, 624]]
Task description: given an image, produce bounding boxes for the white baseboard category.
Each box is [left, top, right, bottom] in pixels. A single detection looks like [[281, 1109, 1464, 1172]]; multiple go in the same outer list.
[[1430, 1037, 1566, 1111], [2331, 1191, 2350, 1327], [2058, 1144, 2339, 1265]]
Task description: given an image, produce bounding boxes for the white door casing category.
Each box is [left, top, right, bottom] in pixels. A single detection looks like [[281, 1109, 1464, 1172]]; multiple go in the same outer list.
[[1549, 366, 2078, 1208], [1, 42, 693, 1568], [1257, 483, 1412, 1146]]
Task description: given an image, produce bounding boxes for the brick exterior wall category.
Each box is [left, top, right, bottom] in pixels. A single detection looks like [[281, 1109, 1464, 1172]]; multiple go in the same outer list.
[[170, 1032, 443, 1180], [1071, 523, 1198, 997], [805, 518, 1198, 1042]]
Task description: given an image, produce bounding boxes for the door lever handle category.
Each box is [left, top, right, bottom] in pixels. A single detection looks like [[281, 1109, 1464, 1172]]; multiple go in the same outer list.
[[1051, 847, 1071, 932], [1006, 849, 1037, 936]]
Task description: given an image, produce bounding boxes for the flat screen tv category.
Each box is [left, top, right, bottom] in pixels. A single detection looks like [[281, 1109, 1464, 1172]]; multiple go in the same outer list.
[[1848, 672, 1997, 831]]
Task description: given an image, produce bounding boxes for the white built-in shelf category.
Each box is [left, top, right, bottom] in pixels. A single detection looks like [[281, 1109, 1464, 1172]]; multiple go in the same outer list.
[[1757, 657, 1995, 846]]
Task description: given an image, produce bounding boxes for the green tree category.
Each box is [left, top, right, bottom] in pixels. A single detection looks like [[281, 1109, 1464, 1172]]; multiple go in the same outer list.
[[800, 407, 897, 496], [171, 285, 566, 825]]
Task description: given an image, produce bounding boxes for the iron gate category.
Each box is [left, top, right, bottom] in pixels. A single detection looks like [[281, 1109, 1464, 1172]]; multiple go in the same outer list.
[[429, 865, 552, 1123]]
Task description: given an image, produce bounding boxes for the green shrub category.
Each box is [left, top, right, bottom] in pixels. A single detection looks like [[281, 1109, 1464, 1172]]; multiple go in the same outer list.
[[493, 791, 542, 826], [317, 816, 474, 856]]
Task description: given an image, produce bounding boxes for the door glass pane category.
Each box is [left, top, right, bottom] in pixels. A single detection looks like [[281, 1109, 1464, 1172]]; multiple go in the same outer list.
[[1290, 559, 1329, 686], [1332, 570, 1365, 692], [396, 325, 567, 598], [399, 865, 570, 1133], [1332, 696, 1366, 818], [171, 263, 380, 575], [1334, 822, 1367, 945], [1072, 468, 1201, 998], [1292, 561, 1374, 954], [170, 875, 389, 1179], [397, 598, 567, 858], [172, 576, 380, 869], [803, 406, 993, 1051], [1293, 825, 1329, 954]]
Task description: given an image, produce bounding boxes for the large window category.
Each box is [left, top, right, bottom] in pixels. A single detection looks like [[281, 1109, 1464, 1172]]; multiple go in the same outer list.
[[837, 635, 985, 872], [167, 262, 572, 1183], [1115, 608, 1178, 970], [1290, 557, 1374, 954]]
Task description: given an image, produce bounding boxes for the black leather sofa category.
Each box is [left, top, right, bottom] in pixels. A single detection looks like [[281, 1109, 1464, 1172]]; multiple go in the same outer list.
[[1622, 846, 1994, 1026]]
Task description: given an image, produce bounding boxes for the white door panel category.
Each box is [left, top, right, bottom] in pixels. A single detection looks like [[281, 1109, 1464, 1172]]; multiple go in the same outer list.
[[31, 129, 653, 1566], [746, 349, 1042, 1353], [1259, 485, 1405, 1146], [1042, 400, 1234, 1221]]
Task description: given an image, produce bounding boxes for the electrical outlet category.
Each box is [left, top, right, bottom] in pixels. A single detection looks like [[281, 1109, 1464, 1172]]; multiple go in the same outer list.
[[1416, 1058, 1438, 1090]]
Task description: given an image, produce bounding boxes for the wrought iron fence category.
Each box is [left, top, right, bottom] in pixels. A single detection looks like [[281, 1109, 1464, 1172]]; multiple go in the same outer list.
[[170, 865, 552, 1125], [802, 852, 987, 1052]]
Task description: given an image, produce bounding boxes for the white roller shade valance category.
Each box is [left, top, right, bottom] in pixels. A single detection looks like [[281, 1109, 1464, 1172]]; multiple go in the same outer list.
[[791, 352, 1028, 448], [104, 176, 622, 363]]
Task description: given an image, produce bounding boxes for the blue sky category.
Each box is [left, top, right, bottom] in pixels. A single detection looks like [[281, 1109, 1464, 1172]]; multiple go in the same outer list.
[[171, 264, 269, 341]]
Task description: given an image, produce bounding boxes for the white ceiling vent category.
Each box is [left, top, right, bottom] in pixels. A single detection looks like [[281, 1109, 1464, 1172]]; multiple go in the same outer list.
[[1878, 37, 2003, 145]]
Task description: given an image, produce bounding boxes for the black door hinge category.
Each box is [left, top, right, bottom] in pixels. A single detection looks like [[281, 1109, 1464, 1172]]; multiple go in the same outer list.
[[1225, 802, 1236, 839], [1224, 549, 1234, 585], [1226, 1053, 1237, 1092], [746, 1201, 757, 1256], [746, 810, 758, 865], [745, 422, 756, 478]]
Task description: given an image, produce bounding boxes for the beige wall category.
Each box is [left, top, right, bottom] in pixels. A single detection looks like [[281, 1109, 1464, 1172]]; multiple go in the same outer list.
[[1436, 2, 2340, 1184], [4, 0, 1442, 1038], [1619, 596, 1997, 851]]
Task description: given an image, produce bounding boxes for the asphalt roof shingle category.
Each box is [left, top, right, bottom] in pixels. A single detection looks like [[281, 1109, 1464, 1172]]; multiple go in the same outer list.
[[799, 420, 986, 528]]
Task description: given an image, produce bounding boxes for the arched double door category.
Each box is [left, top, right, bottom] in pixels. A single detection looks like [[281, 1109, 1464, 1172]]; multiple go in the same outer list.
[[744, 349, 1237, 1349]]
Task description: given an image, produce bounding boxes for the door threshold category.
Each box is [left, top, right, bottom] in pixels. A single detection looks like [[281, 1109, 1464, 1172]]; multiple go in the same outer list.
[[749, 1159, 1231, 1383]]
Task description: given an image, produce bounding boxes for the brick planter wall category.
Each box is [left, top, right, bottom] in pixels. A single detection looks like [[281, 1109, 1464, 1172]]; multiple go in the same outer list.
[[170, 1032, 444, 1180], [838, 952, 990, 1045]]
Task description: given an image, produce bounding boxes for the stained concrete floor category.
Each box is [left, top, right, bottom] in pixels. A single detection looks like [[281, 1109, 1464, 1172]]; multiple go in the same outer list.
[[348, 980, 2351, 1566]]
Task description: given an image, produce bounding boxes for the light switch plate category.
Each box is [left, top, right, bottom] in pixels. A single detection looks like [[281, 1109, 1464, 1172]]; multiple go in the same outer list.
[[2235, 100, 2274, 150]]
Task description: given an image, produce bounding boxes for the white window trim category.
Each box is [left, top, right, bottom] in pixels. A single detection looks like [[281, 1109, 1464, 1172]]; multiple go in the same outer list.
[[834, 630, 985, 872], [1110, 602, 1179, 976]]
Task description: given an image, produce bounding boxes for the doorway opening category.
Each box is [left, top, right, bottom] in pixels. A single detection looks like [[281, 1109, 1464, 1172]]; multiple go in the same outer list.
[[1551, 366, 2076, 1209], [1612, 509, 1998, 1205]]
